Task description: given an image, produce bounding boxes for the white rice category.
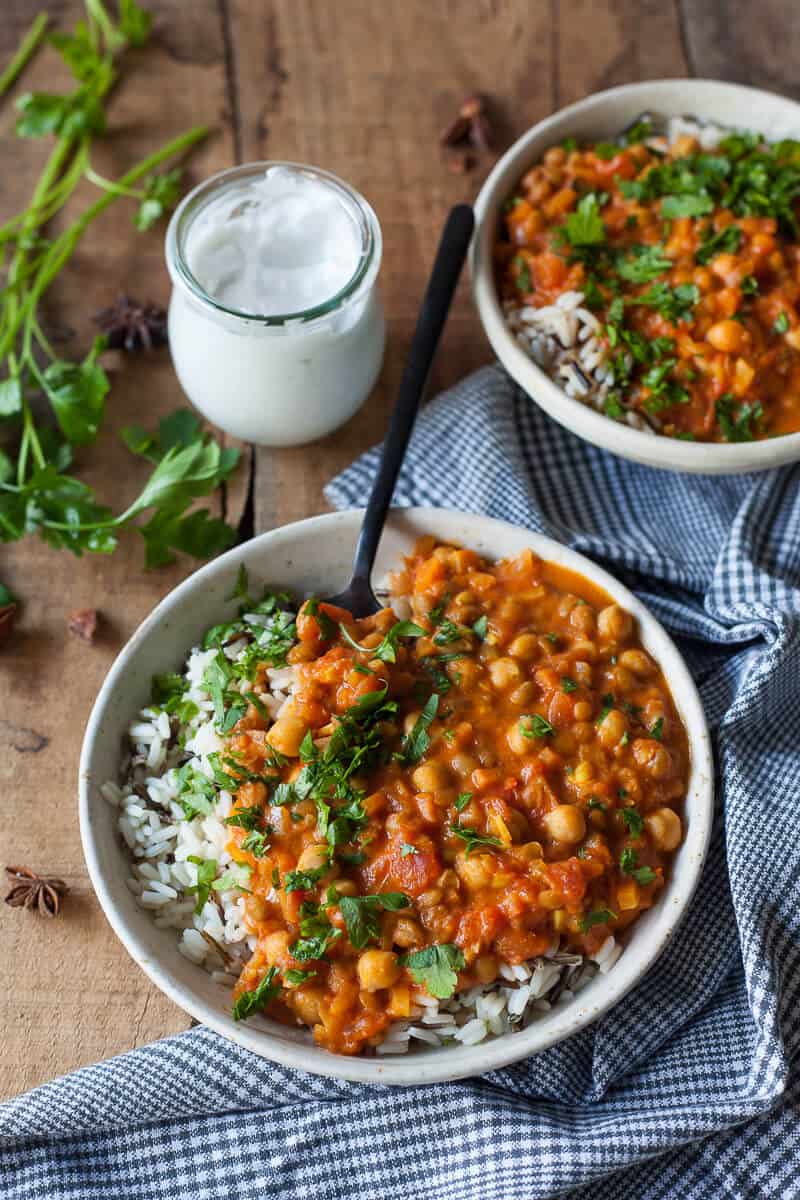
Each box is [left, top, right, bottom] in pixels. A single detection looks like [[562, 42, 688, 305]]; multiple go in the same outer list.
[[504, 115, 728, 433], [104, 583, 620, 1053]]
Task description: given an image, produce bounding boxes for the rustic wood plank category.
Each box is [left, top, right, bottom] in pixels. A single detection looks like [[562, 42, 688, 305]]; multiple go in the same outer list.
[[680, 0, 800, 99], [0, 0, 235, 1098]]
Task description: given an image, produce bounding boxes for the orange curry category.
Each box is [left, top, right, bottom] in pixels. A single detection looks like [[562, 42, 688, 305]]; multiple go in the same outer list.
[[496, 120, 800, 441], [225, 540, 688, 1055]]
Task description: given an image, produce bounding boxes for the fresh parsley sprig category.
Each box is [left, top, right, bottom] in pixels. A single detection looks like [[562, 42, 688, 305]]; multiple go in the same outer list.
[[0, 4, 226, 580]]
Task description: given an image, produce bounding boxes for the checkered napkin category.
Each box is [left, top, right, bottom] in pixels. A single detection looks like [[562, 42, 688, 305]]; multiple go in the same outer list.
[[3, 365, 799, 1200]]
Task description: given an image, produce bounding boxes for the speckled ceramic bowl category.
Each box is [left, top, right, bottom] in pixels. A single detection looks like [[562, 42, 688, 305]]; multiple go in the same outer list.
[[79, 508, 713, 1084], [472, 78, 800, 474]]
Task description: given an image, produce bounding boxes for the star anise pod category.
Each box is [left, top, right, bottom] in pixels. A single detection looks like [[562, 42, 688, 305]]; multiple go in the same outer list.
[[440, 93, 493, 171], [4, 866, 69, 918], [68, 607, 98, 642], [93, 294, 168, 352]]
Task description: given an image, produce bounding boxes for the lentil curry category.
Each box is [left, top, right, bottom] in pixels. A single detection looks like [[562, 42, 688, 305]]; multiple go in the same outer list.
[[220, 540, 688, 1056], [496, 118, 800, 442]]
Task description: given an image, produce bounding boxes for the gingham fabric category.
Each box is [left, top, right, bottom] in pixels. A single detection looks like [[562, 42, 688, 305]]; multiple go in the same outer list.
[[2, 365, 799, 1200]]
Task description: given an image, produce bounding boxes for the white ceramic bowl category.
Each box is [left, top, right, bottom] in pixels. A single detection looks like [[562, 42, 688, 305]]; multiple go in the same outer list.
[[80, 508, 713, 1084], [472, 78, 800, 474]]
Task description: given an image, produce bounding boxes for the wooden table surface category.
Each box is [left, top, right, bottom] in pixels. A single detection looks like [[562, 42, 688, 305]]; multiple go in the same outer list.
[[0, 0, 795, 1099]]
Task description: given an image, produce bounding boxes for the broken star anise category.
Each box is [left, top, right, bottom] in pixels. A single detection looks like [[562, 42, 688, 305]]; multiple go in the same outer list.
[[4, 866, 69, 918], [440, 93, 493, 171], [93, 294, 168, 352]]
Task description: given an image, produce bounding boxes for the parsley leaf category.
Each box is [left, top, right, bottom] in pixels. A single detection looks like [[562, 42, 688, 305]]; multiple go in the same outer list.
[[454, 791, 473, 813], [401, 943, 465, 999], [634, 282, 699, 324], [621, 808, 644, 836], [660, 193, 714, 219], [472, 614, 489, 639], [715, 394, 763, 442], [774, 310, 790, 334], [284, 968, 317, 988], [231, 967, 279, 1021], [450, 825, 503, 856], [696, 223, 742, 265], [284, 862, 330, 893], [289, 902, 343, 961], [338, 892, 410, 949], [578, 908, 617, 932], [561, 676, 578, 693], [519, 713, 555, 738], [614, 243, 672, 283], [399, 692, 440, 764], [620, 848, 657, 885], [563, 192, 606, 247], [340, 619, 425, 664]]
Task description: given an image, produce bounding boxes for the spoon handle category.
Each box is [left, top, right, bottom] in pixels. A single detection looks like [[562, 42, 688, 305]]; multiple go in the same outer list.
[[349, 203, 475, 595]]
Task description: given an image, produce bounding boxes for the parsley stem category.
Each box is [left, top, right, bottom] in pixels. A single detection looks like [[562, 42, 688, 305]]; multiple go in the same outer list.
[[83, 164, 145, 201], [0, 12, 49, 98]]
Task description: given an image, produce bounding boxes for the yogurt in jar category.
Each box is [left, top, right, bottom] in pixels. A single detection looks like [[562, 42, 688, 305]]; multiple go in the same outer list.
[[165, 163, 385, 446]]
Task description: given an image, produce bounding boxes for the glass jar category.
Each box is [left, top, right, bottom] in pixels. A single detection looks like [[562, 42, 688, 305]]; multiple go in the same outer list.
[[165, 162, 385, 447]]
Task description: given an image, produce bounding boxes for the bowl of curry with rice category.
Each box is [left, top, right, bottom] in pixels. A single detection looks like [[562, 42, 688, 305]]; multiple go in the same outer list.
[[472, 78, 800, 472], [80, 508, 713, 1084]]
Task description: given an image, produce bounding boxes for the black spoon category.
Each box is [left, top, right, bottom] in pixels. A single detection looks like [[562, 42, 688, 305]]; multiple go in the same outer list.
[[326, 203, 475, 616]]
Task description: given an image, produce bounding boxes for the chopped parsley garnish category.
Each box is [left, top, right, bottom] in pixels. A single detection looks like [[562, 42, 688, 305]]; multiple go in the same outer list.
[[587, 796, 606, 812], [578, 908, 617, 932], [596, 693, 615, 724], [283, 862, 330, 892], [340, 619, 425, 664], [284, 968, 317, 988], [634, 281, 699, 324], [454, 791, 473, 813], [185, 856, 250, 913], [513, 254, 531, 293], [240, 829, 271, 857], [450, 825, 503, 856], [620, 848, 657, 885], [696, 222, 742, 265], [224, 805, 264, 831], [338, 892, 410, 949], [660, 192, 714, 219], [400, 843, 418, 857], [561, 676, 578, 694], [400, 943, 465, 999], [563, 192, 606, 248], [304, 597, 336, 640], [593, 141, 618, 161], [621, 807, 644, 836], [715, 394, 763, 443], [614, 243, 672, 283], [741, 274, 760, 295], [774, 310, 790, 334], [427, 596, 450, 625], [472, 614, 489, 640], [231, 967, 279, 1021], [519, 713, 555, 738], [289, 901, 342, 961], [398, 692, 440, 764], [433, 619, 468, 646], [650, 717, 664, 741]]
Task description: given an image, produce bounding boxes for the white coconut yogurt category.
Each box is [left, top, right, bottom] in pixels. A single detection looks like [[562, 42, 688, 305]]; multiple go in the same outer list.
[[165, 163, 385, 446]]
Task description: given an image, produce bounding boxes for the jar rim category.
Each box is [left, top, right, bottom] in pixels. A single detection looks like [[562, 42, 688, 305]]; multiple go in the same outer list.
[[165, 161, 382, 327]]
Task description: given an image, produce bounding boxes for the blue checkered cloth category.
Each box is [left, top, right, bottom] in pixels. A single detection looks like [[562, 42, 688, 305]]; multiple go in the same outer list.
[[2, 365, 799, 1200]]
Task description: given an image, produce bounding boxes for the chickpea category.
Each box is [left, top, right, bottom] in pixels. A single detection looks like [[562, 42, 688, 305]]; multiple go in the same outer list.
[[489, 657, 523, 690], [569, 603, 596, 636], [450, 751, 478, 777], [455, 851, 496, 890], [597, 603, 633, 643], [618, 648, 655, 677], [504, 807, 530, 842], [263, 930, 293, 966], [412, 760, 452, 792], [632, 738, 674, 780], [573, 700, 593, 722], [509, 682, 536, 708], [543, 145, 567, 167], [508, 632, 540, 662], [507, 718, 532, 757], [391, 916, 423, 949], [597, 707, 628, 749], [417, 886, 443, 908], [327, 878, 358, 897], [295, 842, 330, 873], [266, 704, 308, 756], [645, 806, 683, 851], [570, 638, 597, 662], [573, 760, 594, 786], [542, 804, 586, 844], [357, 949, 400, 992], [706, 319, 749, 354], [290, 986, 324, 1025]]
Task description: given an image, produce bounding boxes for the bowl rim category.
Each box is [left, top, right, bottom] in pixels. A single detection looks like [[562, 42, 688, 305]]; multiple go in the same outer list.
[[79, 506, 714, 1085], [471, 77, 800, 475]]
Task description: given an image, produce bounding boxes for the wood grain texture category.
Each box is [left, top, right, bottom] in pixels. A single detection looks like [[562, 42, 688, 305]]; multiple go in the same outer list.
[[0, 0, 794, 1099]]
